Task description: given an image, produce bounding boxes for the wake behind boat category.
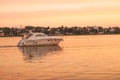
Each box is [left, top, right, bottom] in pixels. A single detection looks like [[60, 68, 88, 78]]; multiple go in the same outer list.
[[17, 32, 63, 47]]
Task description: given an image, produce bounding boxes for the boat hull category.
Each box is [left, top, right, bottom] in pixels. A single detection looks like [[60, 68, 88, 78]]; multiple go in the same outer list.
[[18, 39, 62, 47]]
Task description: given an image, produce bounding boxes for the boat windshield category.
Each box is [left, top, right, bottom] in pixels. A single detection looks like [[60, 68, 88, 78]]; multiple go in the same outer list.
[[35, 34, 47, 37]]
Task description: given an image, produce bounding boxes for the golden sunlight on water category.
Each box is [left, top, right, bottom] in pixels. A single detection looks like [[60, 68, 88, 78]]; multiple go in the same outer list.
[[0, 35, 120, 80]]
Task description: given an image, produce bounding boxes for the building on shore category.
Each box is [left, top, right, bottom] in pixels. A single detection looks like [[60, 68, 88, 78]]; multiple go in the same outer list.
[[0, 30, 4, 37]]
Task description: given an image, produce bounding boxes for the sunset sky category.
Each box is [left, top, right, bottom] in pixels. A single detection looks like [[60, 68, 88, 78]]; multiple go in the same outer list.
[[0, 0, 120, 27]]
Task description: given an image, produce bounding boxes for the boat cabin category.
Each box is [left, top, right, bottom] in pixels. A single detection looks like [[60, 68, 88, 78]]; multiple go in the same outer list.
[[22, 33, 47, 39]]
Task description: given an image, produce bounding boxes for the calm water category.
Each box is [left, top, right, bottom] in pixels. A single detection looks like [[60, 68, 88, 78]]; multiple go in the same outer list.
[[0, 35, 120, 80]]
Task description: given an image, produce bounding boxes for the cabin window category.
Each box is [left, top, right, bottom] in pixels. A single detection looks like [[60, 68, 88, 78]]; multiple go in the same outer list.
[[35, 34, 46, 37]]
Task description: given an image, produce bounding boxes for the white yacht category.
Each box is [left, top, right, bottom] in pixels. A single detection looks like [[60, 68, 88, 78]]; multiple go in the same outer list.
[[17, 32, 63, 47]]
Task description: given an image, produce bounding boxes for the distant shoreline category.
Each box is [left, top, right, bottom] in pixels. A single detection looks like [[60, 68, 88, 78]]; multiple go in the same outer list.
[[1, 34, 120, 37], [1, 26, 120, 37]]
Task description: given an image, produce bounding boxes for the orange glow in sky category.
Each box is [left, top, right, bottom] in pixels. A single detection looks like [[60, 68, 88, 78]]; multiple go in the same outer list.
[[0, 0, 120, 27]]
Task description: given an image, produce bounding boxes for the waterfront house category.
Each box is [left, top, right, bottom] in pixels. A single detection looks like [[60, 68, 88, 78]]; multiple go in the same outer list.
[[0, 30, 4, 36]]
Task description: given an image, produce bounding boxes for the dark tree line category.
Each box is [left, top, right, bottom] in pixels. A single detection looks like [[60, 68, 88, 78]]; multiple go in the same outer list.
[[0, 26, 120, 36]]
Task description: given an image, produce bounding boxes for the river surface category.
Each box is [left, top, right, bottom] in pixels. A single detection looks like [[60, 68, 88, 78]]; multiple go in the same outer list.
[[0, 35, 120, 80]]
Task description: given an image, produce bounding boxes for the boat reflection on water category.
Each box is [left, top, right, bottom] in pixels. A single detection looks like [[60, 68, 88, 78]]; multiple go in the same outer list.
[[19, 45, 62, 62]]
